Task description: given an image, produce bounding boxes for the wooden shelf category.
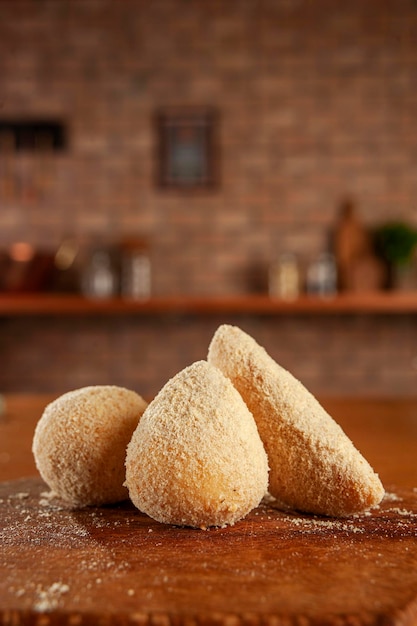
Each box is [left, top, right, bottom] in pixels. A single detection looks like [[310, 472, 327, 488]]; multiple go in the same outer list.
[[0, 291, 417, 316]]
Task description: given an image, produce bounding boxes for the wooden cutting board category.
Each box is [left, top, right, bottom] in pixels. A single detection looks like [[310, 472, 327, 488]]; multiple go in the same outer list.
[[1, 477, 417, 626]]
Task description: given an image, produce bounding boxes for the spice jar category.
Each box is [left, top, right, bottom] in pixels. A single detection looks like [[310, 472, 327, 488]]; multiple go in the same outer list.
[[81, 246, 118, 299], [306, 253, 337, 297], [269, 252, 300, 300], [120, 238, 151, 299]]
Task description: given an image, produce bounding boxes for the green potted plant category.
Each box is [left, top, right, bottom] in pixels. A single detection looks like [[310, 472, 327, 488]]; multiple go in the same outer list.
[[375, 221, 417, 289]]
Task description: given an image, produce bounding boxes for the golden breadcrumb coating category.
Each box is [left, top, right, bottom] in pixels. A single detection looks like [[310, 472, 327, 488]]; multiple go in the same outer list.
[[208, 325, 384, 517], [125, 360, 269, 528], [32, 386, 148, 507]]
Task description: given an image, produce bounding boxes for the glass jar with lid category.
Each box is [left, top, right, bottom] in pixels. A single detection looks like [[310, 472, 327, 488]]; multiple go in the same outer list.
[[120, 237, 151, 300], [81, 246, 118, 299], [269, 252, 300, 300]]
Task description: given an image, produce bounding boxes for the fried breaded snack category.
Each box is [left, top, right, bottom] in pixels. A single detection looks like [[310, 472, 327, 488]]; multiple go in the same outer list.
[[125, 360, 269, 528], [208, 325, 384, 517], [33, 386, 148, 507]]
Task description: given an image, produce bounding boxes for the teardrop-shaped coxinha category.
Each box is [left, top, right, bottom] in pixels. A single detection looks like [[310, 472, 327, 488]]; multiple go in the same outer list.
[[208, 324, 384, 517], [125, 360, 269, 529]]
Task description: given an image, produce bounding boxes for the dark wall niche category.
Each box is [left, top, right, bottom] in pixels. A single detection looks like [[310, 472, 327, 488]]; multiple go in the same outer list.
[[0, 120, 67, 151]]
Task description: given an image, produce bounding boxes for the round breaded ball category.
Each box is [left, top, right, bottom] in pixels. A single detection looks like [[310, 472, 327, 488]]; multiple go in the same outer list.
[[125, 360, 269, 529], [33, 386, 148, 507]]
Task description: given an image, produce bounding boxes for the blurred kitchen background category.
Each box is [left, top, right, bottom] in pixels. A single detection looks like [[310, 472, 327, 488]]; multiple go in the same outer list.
[[0, 0, 416, 398]]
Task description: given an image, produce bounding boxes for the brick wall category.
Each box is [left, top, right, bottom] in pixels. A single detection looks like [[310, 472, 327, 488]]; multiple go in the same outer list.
[[1, 314, 417, 399], [0, 0, 416, 396]]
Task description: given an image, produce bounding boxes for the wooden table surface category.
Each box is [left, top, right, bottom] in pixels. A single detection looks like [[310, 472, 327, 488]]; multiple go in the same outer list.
[[1, 394, 417, 626]]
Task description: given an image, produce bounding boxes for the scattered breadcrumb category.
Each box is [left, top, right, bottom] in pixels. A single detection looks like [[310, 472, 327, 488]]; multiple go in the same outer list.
[[33, 582, 70, 612], [384, 492, 402, 502], [10, 492, 29, 500], [385, 507, 417, 518]]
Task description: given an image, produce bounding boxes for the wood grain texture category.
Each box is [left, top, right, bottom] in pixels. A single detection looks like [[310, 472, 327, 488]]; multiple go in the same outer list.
[[1, 477, 417, 626], [1, 292, 417, 316], [1, 396, 417, 625]]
